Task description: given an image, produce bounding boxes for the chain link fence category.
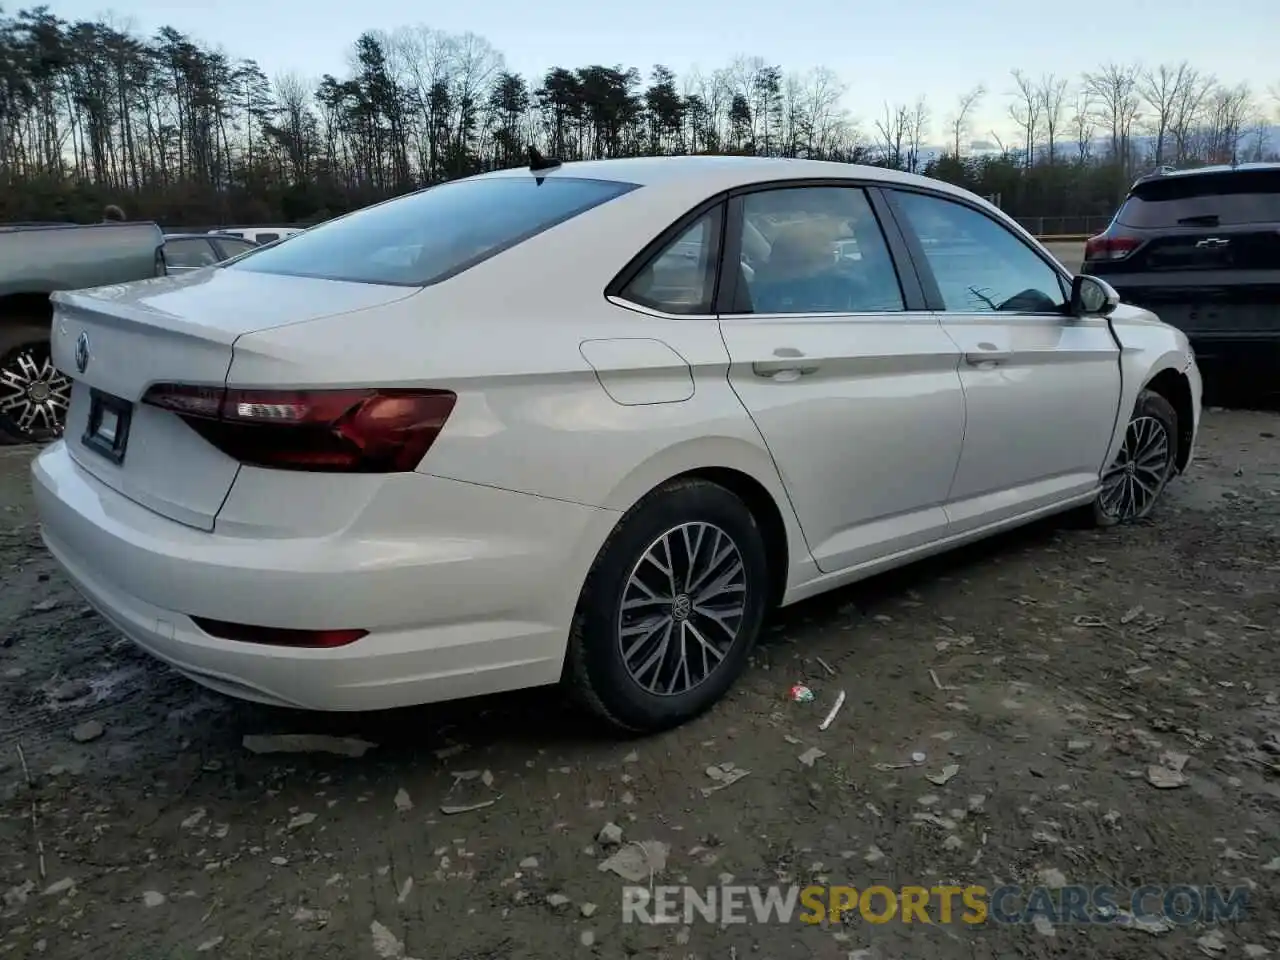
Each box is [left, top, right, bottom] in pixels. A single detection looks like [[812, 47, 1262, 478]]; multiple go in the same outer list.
[[1011, 215, 1113, 238]]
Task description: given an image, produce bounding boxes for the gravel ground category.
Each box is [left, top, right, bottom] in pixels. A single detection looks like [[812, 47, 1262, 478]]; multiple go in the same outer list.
[[3, 406, 1280, 960]]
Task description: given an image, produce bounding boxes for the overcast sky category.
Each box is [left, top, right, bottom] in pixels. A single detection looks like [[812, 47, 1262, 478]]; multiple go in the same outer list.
[[50, 0, 1280, 141]]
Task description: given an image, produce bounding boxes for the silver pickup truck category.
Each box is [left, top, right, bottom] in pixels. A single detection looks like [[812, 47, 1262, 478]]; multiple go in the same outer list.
[[0, 221, 166, 444]]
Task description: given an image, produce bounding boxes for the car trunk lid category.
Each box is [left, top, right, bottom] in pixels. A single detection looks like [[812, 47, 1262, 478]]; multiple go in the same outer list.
[[50, 269, 418, 531], [1123, 226, 1280, 274]]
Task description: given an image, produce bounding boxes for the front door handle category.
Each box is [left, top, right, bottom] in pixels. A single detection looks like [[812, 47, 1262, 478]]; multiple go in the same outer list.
[[752, 361, 820, 380]]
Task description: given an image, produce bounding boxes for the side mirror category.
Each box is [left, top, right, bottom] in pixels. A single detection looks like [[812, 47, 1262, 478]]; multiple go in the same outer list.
[[1070, 274, 1120, 318]]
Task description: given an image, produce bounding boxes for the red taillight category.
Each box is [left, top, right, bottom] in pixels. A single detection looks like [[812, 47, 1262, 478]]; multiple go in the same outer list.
[[1083, 234, 1140, 262], [142, 385, 456, 472], [191, 616, 367, 648]]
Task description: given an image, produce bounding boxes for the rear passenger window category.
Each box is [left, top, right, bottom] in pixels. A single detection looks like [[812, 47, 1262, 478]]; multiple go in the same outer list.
[[732, 186, 904, 315], [894, 191, 1067, 314], [619, 206, 723, 315]]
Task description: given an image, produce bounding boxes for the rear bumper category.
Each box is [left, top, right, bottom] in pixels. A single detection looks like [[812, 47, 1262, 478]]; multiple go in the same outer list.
[[32, 442, 617, 711], [1107, 284, 1280, 389]]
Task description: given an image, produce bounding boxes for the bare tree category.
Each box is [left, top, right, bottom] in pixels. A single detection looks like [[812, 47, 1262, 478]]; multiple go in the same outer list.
[[798, 67, 848, 157], [725, 55, 778, 149], [270, 72, 317, 181], [1008, 69, 1041, 168], [1244, 115, 1271, 162], [875, 102, 908, 169], [778, 72, 805, 156], [948, 85, 984, 158], [904, 96, 930, 172], [390, 26, 461, 179], [1083, 62, 1142, 172], [987, 130, 1010, 159], [1204, 82, 1252, 164], [1071, 89, 1096, 163], [1139, 61, 1195, 166], [449, 33, 505, 160], [1169, 70, 1215, 164], [1037, 74, 1069, 164], [687, 68, 731, 147]]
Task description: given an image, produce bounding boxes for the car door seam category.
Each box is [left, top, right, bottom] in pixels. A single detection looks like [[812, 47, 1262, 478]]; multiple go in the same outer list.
[[714, 314, 819, 560], [1098, 315, 1129, 478], [935, 314, 970, 506]]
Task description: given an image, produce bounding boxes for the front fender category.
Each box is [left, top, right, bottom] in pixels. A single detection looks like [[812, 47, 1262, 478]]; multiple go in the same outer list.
[[1103, 307, 1199, 471]]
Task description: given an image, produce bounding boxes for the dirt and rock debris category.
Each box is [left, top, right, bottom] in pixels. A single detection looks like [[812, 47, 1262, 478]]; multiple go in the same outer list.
[[3, 408, 1280, 959]]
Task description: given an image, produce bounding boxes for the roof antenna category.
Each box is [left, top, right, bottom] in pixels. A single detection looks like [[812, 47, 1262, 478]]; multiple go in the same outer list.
[[527, 144, 562, 174]]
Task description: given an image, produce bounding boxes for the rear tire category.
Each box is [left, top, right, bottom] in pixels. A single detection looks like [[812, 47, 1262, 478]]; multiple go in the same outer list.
[[1087, 388, 1179, 527], [0, 323, 69, 445], [565, 478, 770, 733]]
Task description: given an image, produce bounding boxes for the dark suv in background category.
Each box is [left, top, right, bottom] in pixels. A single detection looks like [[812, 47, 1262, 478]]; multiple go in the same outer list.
[[1082, 163, 1280, 396]]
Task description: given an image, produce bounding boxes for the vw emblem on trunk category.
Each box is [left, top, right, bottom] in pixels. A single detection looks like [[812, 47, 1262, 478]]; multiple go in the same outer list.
[[74, 332, 90, 374]]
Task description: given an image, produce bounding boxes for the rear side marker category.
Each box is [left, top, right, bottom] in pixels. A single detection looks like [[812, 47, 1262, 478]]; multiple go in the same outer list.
[[191, 616, 368, 648]]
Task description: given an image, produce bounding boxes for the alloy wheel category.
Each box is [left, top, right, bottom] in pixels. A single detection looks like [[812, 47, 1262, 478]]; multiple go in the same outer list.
[[0, 341, 71, 442], [1098, 415, 1172, 522], [617, 521, 748, 696]]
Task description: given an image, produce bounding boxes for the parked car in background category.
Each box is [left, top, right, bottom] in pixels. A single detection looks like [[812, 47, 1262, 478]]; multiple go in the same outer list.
[[1081, 162, 1280, 394], [0, 221, 166, 444], [33, 156, 1201, 733], [164, 233, 258, 273], [207, 226, 301, 245]]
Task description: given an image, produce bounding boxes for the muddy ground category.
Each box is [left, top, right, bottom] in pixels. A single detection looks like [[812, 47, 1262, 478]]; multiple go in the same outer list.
[[3, 407, 1280, 960]]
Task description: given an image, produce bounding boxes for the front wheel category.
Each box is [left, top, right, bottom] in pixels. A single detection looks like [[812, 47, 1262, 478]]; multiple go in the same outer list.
[[1089, 389, 1179, 527], [0, 334, 71, 445], [565, 478, 770, 733]]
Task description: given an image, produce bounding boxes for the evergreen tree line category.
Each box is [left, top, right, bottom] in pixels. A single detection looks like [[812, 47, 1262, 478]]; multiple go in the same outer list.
[[2, 6, 1276, 228]]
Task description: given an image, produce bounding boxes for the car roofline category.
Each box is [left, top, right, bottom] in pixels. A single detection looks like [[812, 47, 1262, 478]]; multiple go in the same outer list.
[[468, 156, 988, 205], [1131, 161, 1280, 189]]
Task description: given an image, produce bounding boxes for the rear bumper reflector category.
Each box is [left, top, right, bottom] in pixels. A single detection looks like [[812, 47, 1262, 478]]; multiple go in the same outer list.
[[190, 616, 368, 648]]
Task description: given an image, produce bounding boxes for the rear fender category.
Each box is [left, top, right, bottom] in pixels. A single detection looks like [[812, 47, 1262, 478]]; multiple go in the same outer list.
[[601, 435, 814, 592]]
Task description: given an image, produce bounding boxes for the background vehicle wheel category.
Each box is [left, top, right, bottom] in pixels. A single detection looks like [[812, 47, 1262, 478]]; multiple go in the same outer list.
[[1089, 388, 1179, 527], [565, 478, 770, 733], [0, 328, 70, 445]]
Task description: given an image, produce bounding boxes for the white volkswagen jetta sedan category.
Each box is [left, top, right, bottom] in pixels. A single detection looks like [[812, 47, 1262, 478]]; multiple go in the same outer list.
[[32, 156, 1201, 733]]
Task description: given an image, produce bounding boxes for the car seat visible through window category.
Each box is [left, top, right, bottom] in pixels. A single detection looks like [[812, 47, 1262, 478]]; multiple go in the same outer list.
[[751, 224, 848, 314]]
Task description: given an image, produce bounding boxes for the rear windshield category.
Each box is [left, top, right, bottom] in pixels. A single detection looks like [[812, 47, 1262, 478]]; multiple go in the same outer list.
[[1117, 167, 1280, 228], [230, 176, 640, 286]]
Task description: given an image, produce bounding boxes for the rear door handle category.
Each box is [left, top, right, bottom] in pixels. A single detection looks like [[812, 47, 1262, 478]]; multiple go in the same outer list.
[[964, 351, 1012, 366]]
